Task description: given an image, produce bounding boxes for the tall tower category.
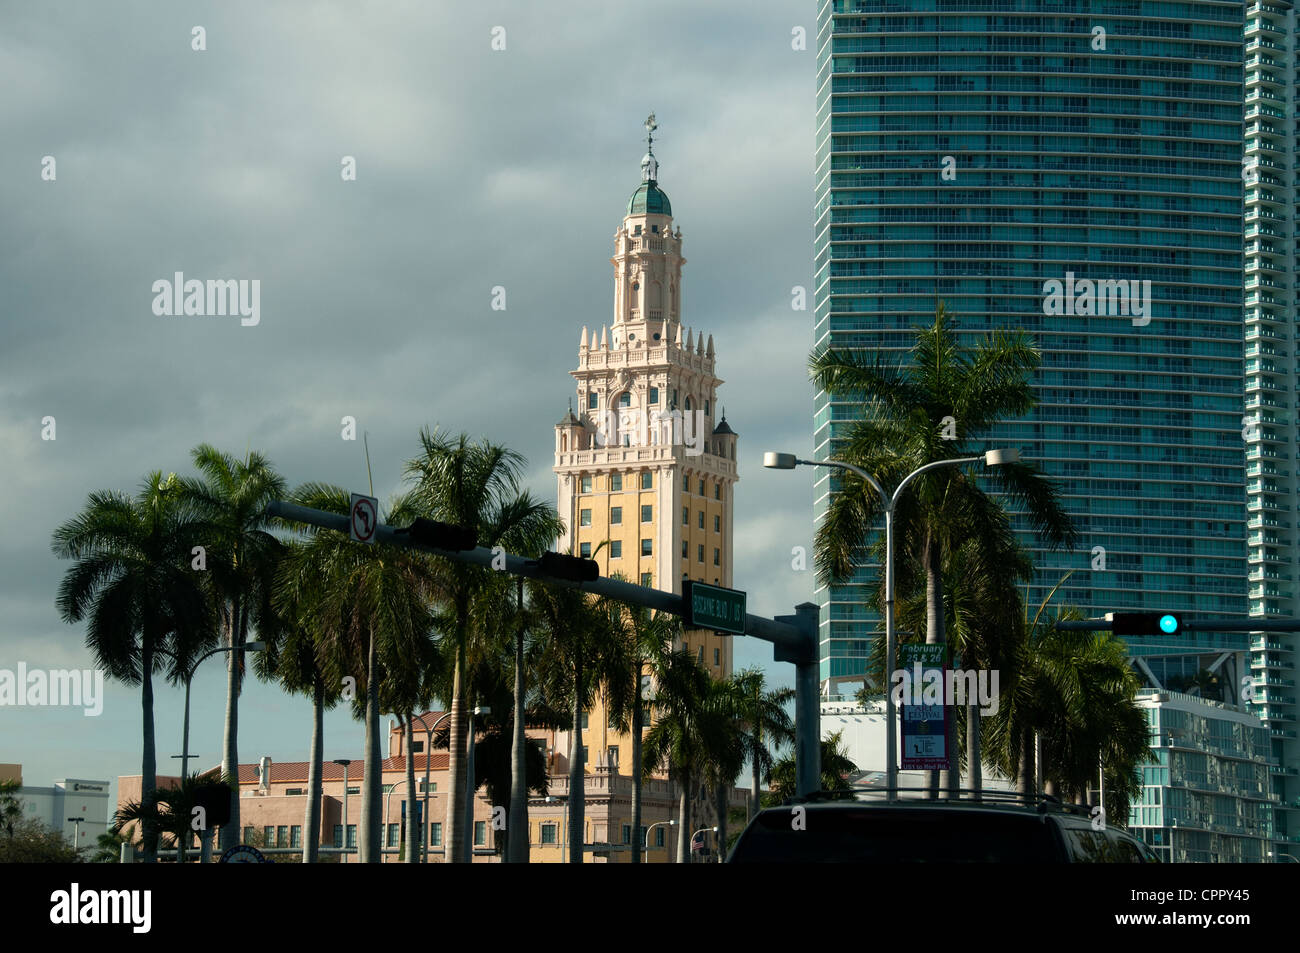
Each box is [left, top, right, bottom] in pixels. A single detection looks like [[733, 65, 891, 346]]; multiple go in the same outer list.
[[553, 116, 739, 811]]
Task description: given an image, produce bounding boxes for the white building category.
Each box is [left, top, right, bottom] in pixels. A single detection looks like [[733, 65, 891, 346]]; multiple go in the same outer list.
[[5, 766, 111, 855]]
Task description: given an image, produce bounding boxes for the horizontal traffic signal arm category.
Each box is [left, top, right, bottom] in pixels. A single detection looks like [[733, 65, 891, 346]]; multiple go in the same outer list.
[[264, 500, 809, 658], [1055, 615, 1300, 633]]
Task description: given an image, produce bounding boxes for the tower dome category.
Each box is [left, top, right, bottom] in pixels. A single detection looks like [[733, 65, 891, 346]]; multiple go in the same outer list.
[[627, 182, 672, 216]]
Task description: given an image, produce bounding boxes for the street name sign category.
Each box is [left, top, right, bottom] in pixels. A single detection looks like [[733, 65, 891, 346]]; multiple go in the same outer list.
[[683, 581, 747, 635]]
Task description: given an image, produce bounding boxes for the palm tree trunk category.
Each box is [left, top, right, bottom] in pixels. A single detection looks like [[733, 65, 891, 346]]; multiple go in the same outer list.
[[219, 600, 244, 853], [404, 715, 418, 863], [1016, 727, 1034, 796], [923, 531, 946, 799], [303, 678, 324, 863], [360, 625, 382, 862], [630, 660, 643, 864], [568, 666, 584, 864], [750, 727, 762, 818], [445, 615, 467, 864], [966, 702, 982, 798], [676, 771, 691, 864], [140, 635, 158, 863], [714, 780, 727, 863], [508, 578, 528, 863]]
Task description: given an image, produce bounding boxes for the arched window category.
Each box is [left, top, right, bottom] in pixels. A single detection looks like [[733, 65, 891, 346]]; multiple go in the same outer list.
[[620, 392, 632, 407], [684, 396, 693, 411]]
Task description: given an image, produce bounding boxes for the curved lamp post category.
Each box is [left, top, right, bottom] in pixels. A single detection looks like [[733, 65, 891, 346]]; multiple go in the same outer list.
[[764, 448, 1020, 800]]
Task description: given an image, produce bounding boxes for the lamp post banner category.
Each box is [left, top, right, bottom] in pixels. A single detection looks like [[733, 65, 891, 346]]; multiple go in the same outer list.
[[899, 643, 948, 771]]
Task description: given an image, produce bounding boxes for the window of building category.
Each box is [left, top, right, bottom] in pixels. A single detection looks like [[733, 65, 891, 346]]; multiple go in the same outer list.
[[290, 825, 302, 848], [581, 710, 589, 730], [411, 740, 423, 753], [430, 823, 442, 847], [243, 826, 254, 843], [580, 542, 592, 558], [581, 746, 589, 764], [651, 224, 659, 233], [642, 538, 653, 556], [588, 392, 598, 409], [699, 479, 705, 496], [541, 823, 557, 844], [475, 821, 487, 846], [640, 825, 648, 846], [580, 508, 592, 526], [714, 548, 720, 566], [419, 780, 437, 793], [649, 387, 659, 404], [698, 646, 705, 662], [346, 786, 359, 795], [656, 827, 666, 847], [641, 472, 653, 489], [581, 475, 592, 492], [285, 787, 303, 796], [698, 511, 704, 529], [671, 389, 678, 406], [610, 540, 622, 559], [682, 506, 688, 525], [620, 392, 632, 407], [683, 474, 690, 491], [623, 824, 632, 844], [634, 225, 642, 236], [387, 824, 400, 848], [264, 826, 274, 846], [611, 506, 622, 524], [681, 540, 688, 557], [333, 825, 343, 848], [640, 572, 653, 587], [611, 473, 622, 491], [642, 504, 653, 522], [715, 484, 722, 500], [347, 825, 357, 848], [714, 515, 720, 532], [714, 648, 720, 666], [685, 396, 693, 411], [704, 399, 710, 416], [697, 544, 704, 562]]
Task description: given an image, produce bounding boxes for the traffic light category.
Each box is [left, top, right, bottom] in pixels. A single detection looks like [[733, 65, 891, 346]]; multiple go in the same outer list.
[[1110, 612, 1182, 636], [537, 551, 600, 583], [398, 518, 477, 551]]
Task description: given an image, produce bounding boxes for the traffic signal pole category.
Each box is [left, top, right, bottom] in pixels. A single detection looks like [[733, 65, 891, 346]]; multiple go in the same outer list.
[[1056, 618, 1300, 632], [267, 500, 823, 798]]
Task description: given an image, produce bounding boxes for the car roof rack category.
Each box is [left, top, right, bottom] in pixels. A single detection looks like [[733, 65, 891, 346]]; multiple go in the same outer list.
[[787, 787, 1094, 817]]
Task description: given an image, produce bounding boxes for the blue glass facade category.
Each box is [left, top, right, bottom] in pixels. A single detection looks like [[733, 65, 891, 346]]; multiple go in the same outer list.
[[813, 0, 1248, 681]]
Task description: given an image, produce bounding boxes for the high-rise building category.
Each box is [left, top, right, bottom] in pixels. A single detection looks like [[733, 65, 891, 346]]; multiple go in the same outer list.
[[1241, 0, 1300, 859], [551, 121, 740, 856], [812, 3, 1248, 681]]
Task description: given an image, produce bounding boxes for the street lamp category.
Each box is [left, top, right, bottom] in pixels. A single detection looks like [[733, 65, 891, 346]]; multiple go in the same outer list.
[[155, 640, 265, 861], [464, 704, 492, 863], [332, 759, 352, 864], [691, 825, 718, 864], [1268, 850, 1299, 863], [764, 448, 1020, 800], [421, 710, 452, 863], [383, 778, 410, 864], [644, 819, 676, 861]]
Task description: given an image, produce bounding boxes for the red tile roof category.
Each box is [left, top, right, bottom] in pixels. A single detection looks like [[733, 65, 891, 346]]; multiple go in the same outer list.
[[230, 754, 449, 785]]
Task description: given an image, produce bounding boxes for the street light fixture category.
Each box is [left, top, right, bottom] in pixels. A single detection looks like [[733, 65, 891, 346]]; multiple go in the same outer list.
[[645, 819, 676, 860], [464, 705, 492, 863], [421, 710, 453, 863], [67, 817, 84, 857], [691, 825, 719, 864], [764, 448, 1021, 799], [332, 759, 352, 864], [155, 640, 265, 862]]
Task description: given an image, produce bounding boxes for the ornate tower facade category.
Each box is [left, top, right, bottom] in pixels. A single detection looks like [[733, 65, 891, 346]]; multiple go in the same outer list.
[[553, 118, 739, 790]]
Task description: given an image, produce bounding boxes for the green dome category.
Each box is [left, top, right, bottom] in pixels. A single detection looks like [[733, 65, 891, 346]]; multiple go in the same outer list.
[[627, 182, 672, 216]]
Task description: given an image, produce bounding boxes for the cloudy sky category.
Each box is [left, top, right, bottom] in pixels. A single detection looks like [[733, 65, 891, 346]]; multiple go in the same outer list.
[[0, 1, 820, 798]]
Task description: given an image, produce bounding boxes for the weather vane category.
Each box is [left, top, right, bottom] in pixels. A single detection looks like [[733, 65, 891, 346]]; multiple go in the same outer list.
[[645, 112, 657, 151]]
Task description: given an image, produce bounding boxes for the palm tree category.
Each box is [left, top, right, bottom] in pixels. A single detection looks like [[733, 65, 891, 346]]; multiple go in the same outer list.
[[89, 825, 135, 863], [765, 731, 859, 804], [52, 471, 215, 862], [811, 303, 1077, 794], [114, 773, 236, 860], [404, 427, 562, 864], [530, 572, 631, 863], [178, 444, 286, 852], [603, 582, 682, 863], [702, 677, 746, 862], [285, 483, 441, 862], [642, 648, 717, 863], [729, 668, 795, 821], [1, 779, 23, 839], [260, 539, 348, 862]]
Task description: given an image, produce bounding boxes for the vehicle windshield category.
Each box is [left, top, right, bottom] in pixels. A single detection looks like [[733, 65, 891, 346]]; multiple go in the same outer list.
[[729, 807, 1060, 863]]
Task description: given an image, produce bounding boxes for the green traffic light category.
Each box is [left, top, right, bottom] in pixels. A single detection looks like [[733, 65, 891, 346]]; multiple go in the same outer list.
[[1158, 614, 1179, 634]]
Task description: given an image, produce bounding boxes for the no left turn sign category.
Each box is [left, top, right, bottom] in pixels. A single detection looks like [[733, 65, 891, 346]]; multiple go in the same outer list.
[[350, 493, 379, 544]]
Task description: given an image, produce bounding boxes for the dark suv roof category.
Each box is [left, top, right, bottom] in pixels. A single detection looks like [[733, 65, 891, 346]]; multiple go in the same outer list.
[[727, 791, 1160, 863]]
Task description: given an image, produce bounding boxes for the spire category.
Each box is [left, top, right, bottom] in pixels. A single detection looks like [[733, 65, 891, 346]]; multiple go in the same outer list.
[[640, 112, 659, 184], [696, 333, 704, 356], [600, 326, 608, 349], [706, 334, 714, 358], [674, 324, 683, 346], [686, 327, 694, 351], [580, 326, 589, 349]]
